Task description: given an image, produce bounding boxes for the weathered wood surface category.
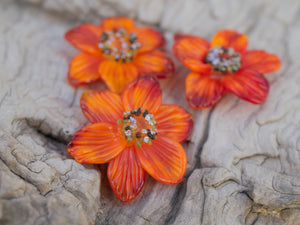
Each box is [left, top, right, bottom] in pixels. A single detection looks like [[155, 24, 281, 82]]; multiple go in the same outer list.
[[1, 0, 300, 224]]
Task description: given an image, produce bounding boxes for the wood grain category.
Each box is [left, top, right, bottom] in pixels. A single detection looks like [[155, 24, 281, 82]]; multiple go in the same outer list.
[[1, 0, 300, 224]]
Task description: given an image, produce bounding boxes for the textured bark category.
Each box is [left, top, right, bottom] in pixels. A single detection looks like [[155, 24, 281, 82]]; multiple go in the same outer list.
[[1, 0, 300, 224]]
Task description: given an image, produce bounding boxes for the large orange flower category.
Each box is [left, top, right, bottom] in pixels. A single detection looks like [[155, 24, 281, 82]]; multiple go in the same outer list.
[[173, 30, 281, 108], [65, 17, 174, 93], [67, 76, 193, 202]]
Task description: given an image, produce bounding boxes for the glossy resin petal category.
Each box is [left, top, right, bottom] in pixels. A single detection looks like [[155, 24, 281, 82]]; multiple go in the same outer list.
[[108, 145, 146, 202], [80, 90, 124, 123], [133, 51, 174, 78], [68, 53, 102, 86], [100, 17, 135, 31], [241, 50, 281, 74], [155, 105, 193, 142], [65, 24, 103, 56], [185, 72, 225, 109], [122, 76, 162, 113], [67, 123, 126, 164], [222, 69, 269, 104], [99, 60, 139, 93], [211, 30, 248, 54], [133, 27, 165, 53], [136, 134, 187, 184], [173, 35, 211, 74]]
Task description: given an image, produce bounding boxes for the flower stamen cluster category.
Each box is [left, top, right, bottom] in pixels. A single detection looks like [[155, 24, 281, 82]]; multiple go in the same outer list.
[[204, 46, 241, 73], [118, 108, 157, 147], [98, 29, 141, 63]]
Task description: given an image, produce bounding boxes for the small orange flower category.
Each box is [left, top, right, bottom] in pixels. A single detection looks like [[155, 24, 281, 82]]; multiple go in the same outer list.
[[173, 30, 281, 108], [65, 17, 174, 93], [67, 76, 193, 202]]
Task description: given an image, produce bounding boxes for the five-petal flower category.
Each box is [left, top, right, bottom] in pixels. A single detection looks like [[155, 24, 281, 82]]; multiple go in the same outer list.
[[173, 30, 281, 109], [65, 17, 174, 93], [67, 76, 193, 202]]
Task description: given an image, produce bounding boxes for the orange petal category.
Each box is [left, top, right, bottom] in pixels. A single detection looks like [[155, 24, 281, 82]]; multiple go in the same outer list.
[[122, 76, 162, 113], [133, 51, 174, 78], [211, 30, 248, 53], [108, 145, 146, 202], [136, 135, 187, 184], [185, 72, 225, 109], [174, 33, 202, 41], [133, 27, 165, 53], [65, 24, 103, 56], [155, 105, 193, 142], [241, 50, 281, 74], [67, 123, 126, 164], [100, 17, 135, 31], [173, 35, 211, 74], [80, 90, 124, 124], [99, 60, 139, 93], [68, 53, 102, 86], [222, 69, 269, 104]]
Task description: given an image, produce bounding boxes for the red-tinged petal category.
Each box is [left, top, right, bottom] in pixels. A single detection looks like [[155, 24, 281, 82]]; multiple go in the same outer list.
[[67, 123, 126, 164], [122, 76, 162, 113], [68, 53, 102, 86], [155, 105, 193, 142], [241, 50, 281, 74], [185, 72, 225, 109], [65, 24, 103, 56], [80, 90, 123, 124], [174, 33, 199, 41], [136, 135, 187, 184], [211, 30, 248, 53], [99, 60, 139, 93], [108, 145, 146, 202], [100, 17, 135, 31], [222, 69, 269, 104], [133, 51, 174, 78], [173, 36, 211, 74], [134, 27, 165, 53]]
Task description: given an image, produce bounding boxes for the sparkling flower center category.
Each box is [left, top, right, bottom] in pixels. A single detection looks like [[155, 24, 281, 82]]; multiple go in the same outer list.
[[98, 28, 141, 63], [204, 46, 241, 73], [117, 108, 157, 147]]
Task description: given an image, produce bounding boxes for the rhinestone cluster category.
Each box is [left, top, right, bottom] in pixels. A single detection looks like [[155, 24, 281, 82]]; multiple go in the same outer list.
[[98, 28, 141, 63], [117, 108, 157, 147], [204, 46, 241, 73]]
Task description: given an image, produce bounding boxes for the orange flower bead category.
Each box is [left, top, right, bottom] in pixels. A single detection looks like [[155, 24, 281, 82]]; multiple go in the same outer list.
[[67, 77, 193, 202], [173, 30, 281, 108], [65, 17, 174, 93]]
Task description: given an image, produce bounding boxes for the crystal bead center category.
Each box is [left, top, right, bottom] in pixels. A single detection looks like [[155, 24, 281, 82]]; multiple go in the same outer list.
[[204, 46, 241, 73], [118, 108, 157, 147], [98, 28, 141, 63]]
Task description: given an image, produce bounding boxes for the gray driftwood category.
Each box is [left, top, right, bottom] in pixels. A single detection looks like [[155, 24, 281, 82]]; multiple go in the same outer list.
[[1, 0, 300, 224]]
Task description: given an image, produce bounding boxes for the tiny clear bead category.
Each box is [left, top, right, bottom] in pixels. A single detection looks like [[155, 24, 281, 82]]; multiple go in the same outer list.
[[144, 136, 150, 143], [130, 117, 136, 123], [130, 124, 137, 129], [149, 121, 156, 126], [145, 114, 151, 121], [142, 129, 147, 134]]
